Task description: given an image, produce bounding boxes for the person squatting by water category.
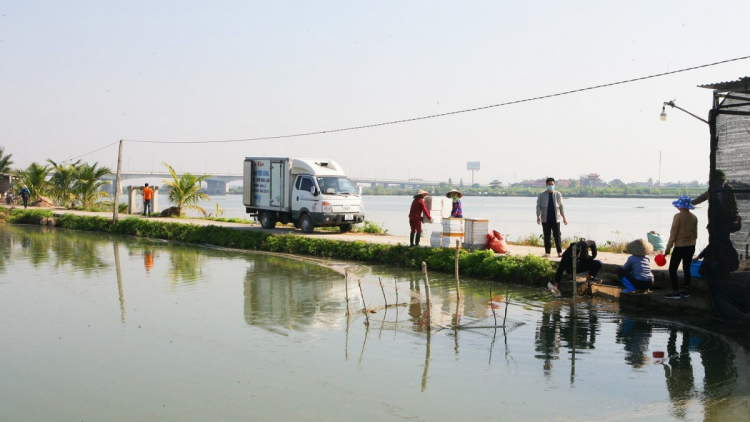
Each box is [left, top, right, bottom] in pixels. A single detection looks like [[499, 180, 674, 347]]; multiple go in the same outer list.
[[664, 196, 698, 300], [618, 239, 655, 293], [536, 178, 567, 258], [19, 185, 31, 209], [143, 183, 154, 216], [446, 189, 463, 218], [547, 239, 603, 296], [409, 189, 433, 247]]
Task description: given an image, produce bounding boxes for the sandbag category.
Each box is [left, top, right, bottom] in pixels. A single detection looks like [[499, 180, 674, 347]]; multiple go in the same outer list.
[[647, 232, 666, 252], [484, 230, 509, 254]]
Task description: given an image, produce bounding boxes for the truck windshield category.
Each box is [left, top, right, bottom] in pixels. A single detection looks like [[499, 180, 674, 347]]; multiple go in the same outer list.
[[316, 177, 358, 195]]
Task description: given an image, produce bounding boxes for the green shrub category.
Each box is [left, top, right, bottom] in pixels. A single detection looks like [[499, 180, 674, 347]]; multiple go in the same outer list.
[[10, 210, 555, 285]]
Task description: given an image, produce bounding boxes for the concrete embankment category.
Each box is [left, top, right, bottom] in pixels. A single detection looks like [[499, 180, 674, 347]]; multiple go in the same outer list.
[[2, 205, 712, 317]]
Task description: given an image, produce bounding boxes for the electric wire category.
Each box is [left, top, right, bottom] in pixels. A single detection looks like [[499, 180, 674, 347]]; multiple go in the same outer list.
[[62, 54, 750, 158]]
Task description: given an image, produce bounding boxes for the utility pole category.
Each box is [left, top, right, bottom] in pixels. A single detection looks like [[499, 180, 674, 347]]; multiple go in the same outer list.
[[113, 140, 124, 222], [658, 151, 662, 187]]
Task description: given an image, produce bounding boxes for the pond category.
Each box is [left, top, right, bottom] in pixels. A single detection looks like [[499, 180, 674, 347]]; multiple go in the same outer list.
[[1, 225, 748, 421]]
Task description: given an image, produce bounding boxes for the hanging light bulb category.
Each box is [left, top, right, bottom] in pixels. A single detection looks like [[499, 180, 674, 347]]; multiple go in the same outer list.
[[660, 106, 667, 121]]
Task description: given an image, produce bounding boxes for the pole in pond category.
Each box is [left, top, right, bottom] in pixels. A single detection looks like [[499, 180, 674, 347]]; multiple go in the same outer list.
[[113, 139, 124, 222], [572, 243, 577, 315], [394, 277, 399, 305], [357, 278, 369, 326], [455, 239, 461, 303], [421, 262, 432, 330], [345, 270, 350, 316], [378, 276, 388, 307]]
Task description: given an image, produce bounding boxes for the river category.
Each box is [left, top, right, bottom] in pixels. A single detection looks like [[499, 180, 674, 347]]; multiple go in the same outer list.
[[1, 224, 748, 421], [145, 194, 710, 247]]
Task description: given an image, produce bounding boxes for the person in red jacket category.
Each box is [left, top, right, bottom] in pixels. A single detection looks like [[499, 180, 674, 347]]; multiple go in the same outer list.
[[409, 189, 432, 247]]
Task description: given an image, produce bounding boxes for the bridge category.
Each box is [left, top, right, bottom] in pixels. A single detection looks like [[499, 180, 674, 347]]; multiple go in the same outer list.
[[350, 178, 445, 188], [98, 172, 444, 195], [101, 171, 242, 195]]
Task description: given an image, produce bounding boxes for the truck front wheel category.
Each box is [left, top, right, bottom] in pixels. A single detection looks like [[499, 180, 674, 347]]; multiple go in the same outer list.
[[300, 214, 315, 234], [259, 212, 277, 229]]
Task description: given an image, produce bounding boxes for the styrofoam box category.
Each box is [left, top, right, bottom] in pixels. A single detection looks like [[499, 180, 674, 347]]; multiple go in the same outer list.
[[464, 218, 489, 245]]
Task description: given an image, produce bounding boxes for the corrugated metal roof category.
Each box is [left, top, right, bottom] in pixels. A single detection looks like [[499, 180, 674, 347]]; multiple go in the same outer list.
[[698, 76, 750, 92]]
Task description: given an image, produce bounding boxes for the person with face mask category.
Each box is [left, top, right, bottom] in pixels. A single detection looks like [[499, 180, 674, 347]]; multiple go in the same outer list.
[[536, 178, 568, 257]]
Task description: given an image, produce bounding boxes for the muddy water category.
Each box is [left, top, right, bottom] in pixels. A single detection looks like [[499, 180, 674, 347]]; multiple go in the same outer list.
[[1, 225, 748, 421]]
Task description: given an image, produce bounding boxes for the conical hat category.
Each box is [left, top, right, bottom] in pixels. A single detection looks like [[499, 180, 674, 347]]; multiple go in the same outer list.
[[626, 239, 654, 256], [413, 189, 429, 198], [445, 189, 463, 199]]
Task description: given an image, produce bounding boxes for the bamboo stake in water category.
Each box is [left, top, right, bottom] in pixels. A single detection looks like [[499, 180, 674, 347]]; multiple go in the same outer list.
[[421, 262, 432, 330], [378, 276, 388, 307], [455, 240, 461, 303], [394, 278, 399, 305], [345, 270, 350, 316], [358, 278, 369, 326], [572, 243, 577, 315]]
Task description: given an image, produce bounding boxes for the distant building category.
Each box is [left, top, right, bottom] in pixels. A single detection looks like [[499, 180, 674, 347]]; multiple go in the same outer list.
[[582, 173, 603, 187]]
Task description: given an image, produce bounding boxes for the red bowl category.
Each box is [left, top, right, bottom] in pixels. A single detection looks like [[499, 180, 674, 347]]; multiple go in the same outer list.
[[655, 254, 667, 267]]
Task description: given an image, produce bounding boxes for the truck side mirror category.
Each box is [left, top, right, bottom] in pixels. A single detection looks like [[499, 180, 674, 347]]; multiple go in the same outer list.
[[358, 186, 363, 195], [310, 186, 318, 196]]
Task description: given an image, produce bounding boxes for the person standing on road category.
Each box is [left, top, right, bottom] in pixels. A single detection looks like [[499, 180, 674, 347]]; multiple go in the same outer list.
[[664, 196, 698, 300], [536, 178, 567, 257], [142, 183, 154, 216], [19, 185, 31, 209], [409, 189, 433, 247]]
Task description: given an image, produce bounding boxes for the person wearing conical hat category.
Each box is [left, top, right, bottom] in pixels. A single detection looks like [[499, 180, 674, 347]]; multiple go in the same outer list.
[[446, 189, 463, 218], [617, 239, 655, 293], [664, 195, 698, 300], [409, 189, 432, 247]]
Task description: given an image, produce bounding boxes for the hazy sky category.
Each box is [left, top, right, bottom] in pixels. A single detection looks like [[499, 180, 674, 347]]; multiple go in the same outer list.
[[2, 1, 749, 185]]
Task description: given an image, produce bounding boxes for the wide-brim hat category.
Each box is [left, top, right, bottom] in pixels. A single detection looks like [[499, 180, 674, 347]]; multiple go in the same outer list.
[[672, 195, 695, 210], [626, 239, 654, 257], [413, 189, 429, 199], [445, 189, 462, 199]]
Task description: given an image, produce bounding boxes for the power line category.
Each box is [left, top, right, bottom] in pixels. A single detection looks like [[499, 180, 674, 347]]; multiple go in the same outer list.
[[64, 54, 750, 157], [62, 140, 121, 163]]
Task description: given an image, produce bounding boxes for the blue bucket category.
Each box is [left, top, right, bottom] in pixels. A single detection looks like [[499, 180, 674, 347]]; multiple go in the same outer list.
[[690, 261, 703, 278]]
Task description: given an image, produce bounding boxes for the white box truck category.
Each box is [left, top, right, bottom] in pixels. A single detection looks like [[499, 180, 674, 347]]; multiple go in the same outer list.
[[243, 157, 365, 233]]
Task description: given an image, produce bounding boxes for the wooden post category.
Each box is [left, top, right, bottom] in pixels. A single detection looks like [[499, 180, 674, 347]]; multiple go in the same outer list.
[[421, 262, 432, 330], [357, 278, 369, 325], [455, 239, 461, 302], [378, 276, 387, 307], [572, 243, 577, 314], [345, 270, 350, 316], [113, 140, 124, 222]]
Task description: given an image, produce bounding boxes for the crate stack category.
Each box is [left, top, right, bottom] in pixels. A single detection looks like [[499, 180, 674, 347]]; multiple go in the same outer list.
[[441, 217, 464, 247], [463, 218, 489, 250]]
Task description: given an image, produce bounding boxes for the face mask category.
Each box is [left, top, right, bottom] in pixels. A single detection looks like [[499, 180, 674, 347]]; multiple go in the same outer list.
[[547, 185, 554, 191], [453, 196, 459, 204]]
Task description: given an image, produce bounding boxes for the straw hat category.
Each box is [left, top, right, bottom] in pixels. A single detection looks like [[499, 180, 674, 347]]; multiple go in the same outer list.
[[626, 239, 654, 257], [445, 189, 463, 199], [413, 189, 429, 199]]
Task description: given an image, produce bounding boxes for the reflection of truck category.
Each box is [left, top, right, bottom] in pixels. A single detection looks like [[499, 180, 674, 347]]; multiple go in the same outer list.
[[242, 157, 365, 233]]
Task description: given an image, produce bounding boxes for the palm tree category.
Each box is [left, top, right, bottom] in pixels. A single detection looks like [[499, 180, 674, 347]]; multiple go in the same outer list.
[[163, 162, 210, 216], [73, 162, 112, 209], [0, 147, 13, 174], [48, 159, 80, 207], [17, 162, 51, 199]]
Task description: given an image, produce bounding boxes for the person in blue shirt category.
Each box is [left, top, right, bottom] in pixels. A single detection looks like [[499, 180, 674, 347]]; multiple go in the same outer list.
[[618, 239, 655, 293], [446, 189, 463, 218], [19, 185, 31, 209]]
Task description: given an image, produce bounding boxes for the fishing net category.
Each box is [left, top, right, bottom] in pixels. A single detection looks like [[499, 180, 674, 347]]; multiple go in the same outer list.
[[707, 84, 750, 322]]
